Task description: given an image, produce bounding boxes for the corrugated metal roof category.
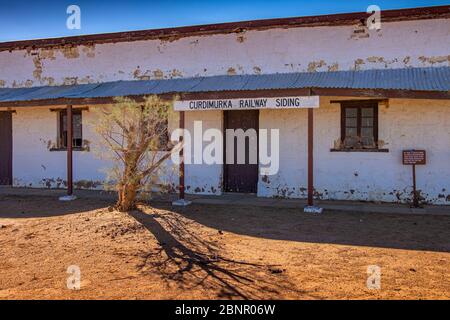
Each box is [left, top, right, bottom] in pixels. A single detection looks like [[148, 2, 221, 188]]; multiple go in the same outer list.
[[0, 67, 449, 103]]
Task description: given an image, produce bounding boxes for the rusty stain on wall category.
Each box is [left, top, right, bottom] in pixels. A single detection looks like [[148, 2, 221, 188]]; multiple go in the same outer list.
[[22, 44, 97, 86], [307, 60, 326, 72], [63, 77, 78, 85], [41, 77, 55, 86], [253, 66, 262, 74], [418, 55, 450, 65], [61, 46, 80, 59], [353, 58, 365, 70], [327, 63, 339, 72], [227, 67, 237, 75], [82, 45, 96, 58], [170, 69, 183, 78], [366, 56, 384, 63], [153, 69, 164, 79], [32, 56, 43, 80], [133, 67, 151, 80], [350, 26, 370, 39], [403, 56, 411, 65], [132, 67, 141, 79], [38, 48, 56, 60], [365, 56, 399, 68], [236, 35, 246, 43], [78, 76, 94, 84], [12, 79, 34, 88]]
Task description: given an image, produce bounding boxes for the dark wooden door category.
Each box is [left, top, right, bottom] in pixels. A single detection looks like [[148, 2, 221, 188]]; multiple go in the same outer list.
[[0, 112, 13, 185], [224, 110, 259, 193]]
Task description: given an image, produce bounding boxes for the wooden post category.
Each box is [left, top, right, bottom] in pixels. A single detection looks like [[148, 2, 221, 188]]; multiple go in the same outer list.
[[67, 105, 73, 196], [179, 111, 185, 200], [307, 108, 314, 207], [172, 110, 191, 206], [412, 164, 418, 207]]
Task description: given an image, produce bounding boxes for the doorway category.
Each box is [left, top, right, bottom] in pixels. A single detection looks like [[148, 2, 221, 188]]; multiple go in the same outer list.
[[0, 111, 13, 185], [223, 110, 259, 193]]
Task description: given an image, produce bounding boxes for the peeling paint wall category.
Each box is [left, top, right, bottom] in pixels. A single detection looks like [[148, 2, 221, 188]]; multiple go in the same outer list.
[[0, 19, 449, 87], [3, 98, 450, 204], [1, 17, 449, 204], [175, 97, 450, 204], [257, 108, 308, 199], [10, 106, 107, 188], [258, 98, 450, 204], [8, 105, 177, 191], [184, 110, 223, 195]]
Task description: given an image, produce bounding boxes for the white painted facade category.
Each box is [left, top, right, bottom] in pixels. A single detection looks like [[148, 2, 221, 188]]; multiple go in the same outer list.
[[11, 106, 112, 190], [257, 97, 450, 204], [0, 16, 449, 204], [9, 106, 179, 191], [0, 19, 449, 88]]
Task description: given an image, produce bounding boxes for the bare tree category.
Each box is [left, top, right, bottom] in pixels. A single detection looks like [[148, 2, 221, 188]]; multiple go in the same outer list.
[[95, 96, 176, 211]]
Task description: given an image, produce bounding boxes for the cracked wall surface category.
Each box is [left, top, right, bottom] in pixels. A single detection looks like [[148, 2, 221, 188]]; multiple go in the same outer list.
[[0, 19, 449, 88]]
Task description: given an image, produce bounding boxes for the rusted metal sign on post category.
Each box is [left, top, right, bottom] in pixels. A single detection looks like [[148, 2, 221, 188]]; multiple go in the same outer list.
[[403, 150, 426, 165], [402, 150, 426, 208]]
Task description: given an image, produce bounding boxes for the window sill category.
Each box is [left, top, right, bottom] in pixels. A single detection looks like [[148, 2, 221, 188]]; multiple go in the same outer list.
[[330, 148, 389, 153], [49, 147, 89, 152]]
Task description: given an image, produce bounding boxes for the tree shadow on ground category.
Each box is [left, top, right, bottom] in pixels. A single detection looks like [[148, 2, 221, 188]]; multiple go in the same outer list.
[[129, 206, 310, 299], [148, 202, 450, 253]]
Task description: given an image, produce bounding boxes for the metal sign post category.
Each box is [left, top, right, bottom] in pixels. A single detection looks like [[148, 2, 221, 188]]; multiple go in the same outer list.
[[402, 150, 426, 208]]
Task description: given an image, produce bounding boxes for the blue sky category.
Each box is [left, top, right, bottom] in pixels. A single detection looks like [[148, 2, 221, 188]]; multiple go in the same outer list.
[[0, 0, 448, 42]]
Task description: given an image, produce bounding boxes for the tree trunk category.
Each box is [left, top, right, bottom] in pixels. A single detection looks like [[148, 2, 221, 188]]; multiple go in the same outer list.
[[116, 153, 139, 212], [116, 183, 138, 212]]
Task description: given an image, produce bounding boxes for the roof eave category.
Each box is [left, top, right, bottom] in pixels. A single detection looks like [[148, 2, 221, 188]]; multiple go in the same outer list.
[[1, 87, 449, 108], [0, 5, 449, 52]]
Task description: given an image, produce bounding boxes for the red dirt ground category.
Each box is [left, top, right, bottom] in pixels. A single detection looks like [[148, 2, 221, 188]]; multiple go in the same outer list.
[[0, 194, 449, 299]]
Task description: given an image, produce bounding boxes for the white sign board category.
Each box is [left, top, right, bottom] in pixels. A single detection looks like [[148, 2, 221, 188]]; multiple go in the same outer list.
[[174, 96, 320, 111]]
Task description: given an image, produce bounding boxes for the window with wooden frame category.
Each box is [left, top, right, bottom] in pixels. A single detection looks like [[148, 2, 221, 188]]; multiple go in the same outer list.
[[58, 109, 83, 149], [340, 101, 378, 150]]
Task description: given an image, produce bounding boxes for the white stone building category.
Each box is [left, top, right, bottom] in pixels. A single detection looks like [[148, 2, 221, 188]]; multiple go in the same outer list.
[[0, 6, 449, 205]]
